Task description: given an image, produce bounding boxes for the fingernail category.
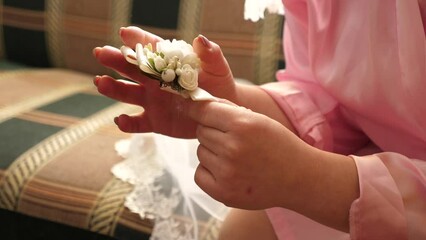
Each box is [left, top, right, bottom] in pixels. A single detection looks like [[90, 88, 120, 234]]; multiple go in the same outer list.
[[119, 27, 126, 36], [93, 76, 99, 86], [198, 34, 211, 48], [92, 47, 101, 58], [93, 75, 101, 86], [114, 116, 119, 125]]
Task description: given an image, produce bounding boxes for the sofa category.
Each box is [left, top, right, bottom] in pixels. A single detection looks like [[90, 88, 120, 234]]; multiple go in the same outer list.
[[0, 0, 284, 239]]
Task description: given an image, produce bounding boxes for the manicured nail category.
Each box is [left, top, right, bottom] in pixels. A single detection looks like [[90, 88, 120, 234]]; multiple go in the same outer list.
[[198, 34, 211, 48], [114, 116, 119, 125], [119, 27, 126, 36], [93, 75, 101, 86], [92, 47, 101, 58]]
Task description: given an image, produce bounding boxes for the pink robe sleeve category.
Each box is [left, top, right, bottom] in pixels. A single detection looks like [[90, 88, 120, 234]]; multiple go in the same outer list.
[[350, 153, 426, 240], [261, 82, 426, 239], [261, 79, 369, 155]]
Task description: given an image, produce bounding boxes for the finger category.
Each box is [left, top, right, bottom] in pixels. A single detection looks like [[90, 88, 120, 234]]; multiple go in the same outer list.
[[193, 35, 232, 79], [187, 101, 239, 132], [93, 46, 141, 79], [194, 164, 221, 198], [196, 144, 223, 173], [197, 124, 227, 154], [115, 113, 153, 133], [120, 26, 163, 50], [195, 164, 230, 205], [216, 98, 239, 107], [93, 46, 157, 87], [95, 75, 145, 105]]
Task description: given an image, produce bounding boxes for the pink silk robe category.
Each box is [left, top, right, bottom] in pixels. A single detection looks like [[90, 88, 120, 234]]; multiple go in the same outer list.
[[261, 0, 426, 239]]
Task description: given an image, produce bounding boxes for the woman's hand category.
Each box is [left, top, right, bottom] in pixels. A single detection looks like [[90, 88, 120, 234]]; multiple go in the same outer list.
[[188, 100, 359, 232], [93, 26, 237, 138], [187, 100, 311, 209]]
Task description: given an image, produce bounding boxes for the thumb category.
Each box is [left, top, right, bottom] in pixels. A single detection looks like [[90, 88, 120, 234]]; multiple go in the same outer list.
[[193, 35, 232, 78]]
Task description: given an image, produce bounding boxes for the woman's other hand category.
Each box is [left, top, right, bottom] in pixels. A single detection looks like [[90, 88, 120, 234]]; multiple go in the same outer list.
[[187, 100, 310, 209]]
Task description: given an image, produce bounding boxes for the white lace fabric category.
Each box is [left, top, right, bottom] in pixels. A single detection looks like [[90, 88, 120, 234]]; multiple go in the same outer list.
[[112, 133, 228, 240]]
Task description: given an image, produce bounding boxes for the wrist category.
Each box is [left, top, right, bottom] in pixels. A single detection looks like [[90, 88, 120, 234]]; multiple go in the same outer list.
[[233, 84, 296, 132], [279, 146, 359, 232]]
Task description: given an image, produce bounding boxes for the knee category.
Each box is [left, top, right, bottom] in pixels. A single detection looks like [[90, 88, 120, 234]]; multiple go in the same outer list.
[[218, 209, 278, 240]]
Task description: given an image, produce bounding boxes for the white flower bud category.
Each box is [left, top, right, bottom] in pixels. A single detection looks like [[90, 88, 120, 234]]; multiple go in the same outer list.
[[161, 68, 176, 82], [178, 64, 198, 91], [167, 56, 178, 69], [154, 56, 166, 71], [147, 51, 156, 60], [143, 43, 153, 55]]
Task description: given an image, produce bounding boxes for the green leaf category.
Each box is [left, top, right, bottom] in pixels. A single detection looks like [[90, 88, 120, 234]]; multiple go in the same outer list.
[[146, 43, 153, 52], [148, 58, 155, 69]]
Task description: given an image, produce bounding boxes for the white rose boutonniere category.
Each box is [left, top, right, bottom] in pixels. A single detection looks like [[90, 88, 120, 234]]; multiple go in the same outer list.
[[120, 39, 215, 101]]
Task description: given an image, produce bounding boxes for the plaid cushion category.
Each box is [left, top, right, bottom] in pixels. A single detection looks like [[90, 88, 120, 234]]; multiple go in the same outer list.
[[0, 69, 153, 239], [0, 0, 129, 74]]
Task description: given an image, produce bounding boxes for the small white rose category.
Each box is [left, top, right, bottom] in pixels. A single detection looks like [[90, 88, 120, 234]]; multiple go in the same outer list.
[[182, 53, 200, 69], [156, 39, 172, 54], [156, 39, 194, 62], [172, 40, 193, 53], [178, 64, 198, 91], [165, 50, 184, 62], [157, 40, 180, 61], [161, 68, 176, 82]]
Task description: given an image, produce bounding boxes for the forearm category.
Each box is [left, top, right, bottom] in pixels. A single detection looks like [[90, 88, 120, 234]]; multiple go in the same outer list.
[[283, 146, 360, 233], [233, 83, 359, 232], [234, 83, 296, 133]]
